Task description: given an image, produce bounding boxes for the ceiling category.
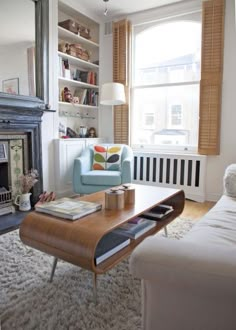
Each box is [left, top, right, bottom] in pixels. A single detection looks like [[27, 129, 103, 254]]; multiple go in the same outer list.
[[79, 0, 183, 19], [0, 0, 183, 47]]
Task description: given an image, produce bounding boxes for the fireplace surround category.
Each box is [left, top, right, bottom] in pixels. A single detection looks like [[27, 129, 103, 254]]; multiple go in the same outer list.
[[0, 106, 44, 206]]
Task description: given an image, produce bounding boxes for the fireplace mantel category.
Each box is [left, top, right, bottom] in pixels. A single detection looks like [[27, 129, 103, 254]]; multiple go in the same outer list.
[[0, 106, 44, 121]]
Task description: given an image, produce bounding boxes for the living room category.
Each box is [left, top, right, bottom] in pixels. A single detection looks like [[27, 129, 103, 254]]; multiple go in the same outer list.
[[0, 0, 235, 202], [1, 0, 236, 329], [40, 0, 236, 204]]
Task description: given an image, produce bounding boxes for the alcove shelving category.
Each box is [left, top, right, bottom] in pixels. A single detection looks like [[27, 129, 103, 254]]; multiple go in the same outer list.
[[57, 1, 100, 133]]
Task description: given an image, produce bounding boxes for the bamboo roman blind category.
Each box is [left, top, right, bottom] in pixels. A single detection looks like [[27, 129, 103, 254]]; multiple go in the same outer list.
[[198, 0, 225, 155], [113, 19, 131, 144]]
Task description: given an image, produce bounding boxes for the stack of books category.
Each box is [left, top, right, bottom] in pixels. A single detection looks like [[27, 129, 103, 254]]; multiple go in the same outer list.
[[95, 232, 130, 265], [142, 204, 174, 220], [35, 197, 102, 220], [94, 218, 157, 265], [113, 217, 156, 239]]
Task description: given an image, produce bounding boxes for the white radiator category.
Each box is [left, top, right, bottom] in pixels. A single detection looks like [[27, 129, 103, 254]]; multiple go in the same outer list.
[[132, 152, 206, 202]]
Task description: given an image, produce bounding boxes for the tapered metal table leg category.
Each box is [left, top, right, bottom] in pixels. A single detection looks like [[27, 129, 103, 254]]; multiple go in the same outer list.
[[93, 273, 97, 303], [49, 257, 58, 282], [164, 226, 168, 237]]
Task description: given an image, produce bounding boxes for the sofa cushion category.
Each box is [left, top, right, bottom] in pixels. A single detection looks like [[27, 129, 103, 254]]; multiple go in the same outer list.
[[224, 164, 236, 197], [81, 170, 122, 186], [183, 195, 236, 246]]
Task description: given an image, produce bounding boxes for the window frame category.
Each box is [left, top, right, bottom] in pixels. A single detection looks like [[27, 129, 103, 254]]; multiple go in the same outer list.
[[130, 9, 202, 153]]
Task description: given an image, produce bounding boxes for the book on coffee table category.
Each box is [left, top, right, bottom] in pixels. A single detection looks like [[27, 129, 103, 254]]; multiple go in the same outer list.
[[142, 204, 173, 220], [95, 231, 130, 265], [113, 218, 156, 239], [35, 197, 102, 220]]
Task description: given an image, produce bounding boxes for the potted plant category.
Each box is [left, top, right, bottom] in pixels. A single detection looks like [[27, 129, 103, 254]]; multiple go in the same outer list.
[[15, 169, 39, 211]]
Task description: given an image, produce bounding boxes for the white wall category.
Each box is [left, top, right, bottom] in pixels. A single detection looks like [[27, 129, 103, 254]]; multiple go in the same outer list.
[[99, 22, 114, 141], [0, 44, 31, 95]]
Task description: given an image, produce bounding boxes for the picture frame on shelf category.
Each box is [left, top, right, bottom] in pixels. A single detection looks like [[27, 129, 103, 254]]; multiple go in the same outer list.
[[2, 78, 19, 95]]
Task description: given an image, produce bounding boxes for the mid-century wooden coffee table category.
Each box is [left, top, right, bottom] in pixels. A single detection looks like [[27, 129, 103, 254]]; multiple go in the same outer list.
[[20, 185, 184, 299]]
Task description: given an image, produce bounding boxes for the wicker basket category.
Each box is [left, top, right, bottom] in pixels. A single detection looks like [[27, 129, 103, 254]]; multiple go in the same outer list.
[[58, 19, 78, 34], [78, 26, 91, 40]]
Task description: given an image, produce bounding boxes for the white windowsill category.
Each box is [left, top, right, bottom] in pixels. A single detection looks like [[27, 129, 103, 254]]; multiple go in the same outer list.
[[131, 145, 200, 156]]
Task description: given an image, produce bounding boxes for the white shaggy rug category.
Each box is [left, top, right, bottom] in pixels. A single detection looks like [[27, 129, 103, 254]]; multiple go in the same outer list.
[[0, 217, 196, 330]]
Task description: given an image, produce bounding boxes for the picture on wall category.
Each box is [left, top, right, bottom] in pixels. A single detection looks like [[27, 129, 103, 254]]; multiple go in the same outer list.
[[2, 78, 19, 95]]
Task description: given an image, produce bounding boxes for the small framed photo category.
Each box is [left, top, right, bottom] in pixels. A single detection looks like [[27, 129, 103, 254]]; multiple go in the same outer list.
[[2, 78, 19, 95]]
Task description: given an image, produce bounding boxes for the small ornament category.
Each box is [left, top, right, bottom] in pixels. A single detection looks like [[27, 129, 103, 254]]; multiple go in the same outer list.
[[88, 127, 97, 138], [63, 87, 73, 103]]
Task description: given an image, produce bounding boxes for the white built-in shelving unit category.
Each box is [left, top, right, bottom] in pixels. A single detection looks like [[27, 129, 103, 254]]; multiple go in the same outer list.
[[57, 1, 100, 128]]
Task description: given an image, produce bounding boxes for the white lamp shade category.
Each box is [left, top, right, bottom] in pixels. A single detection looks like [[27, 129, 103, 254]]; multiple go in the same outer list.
[[100, 82, 126, 105]]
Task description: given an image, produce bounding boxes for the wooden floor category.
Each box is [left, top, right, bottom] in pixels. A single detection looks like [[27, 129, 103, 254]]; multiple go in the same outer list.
[[181, 199, 215, 220]]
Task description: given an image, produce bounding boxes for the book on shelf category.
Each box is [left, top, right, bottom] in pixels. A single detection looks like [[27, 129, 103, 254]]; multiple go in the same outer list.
[[142, 204, 174, 220], [35, 197, 102, 220], [79, 71, 97, 85], [74, 88, 87, 104], [95, 231, 130, 265], [113, 218, 156, 239], [58, 55, 70, 78]]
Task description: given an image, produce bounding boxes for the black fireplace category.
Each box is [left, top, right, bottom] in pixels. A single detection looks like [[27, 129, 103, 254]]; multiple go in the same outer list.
[[0, 106, 44, 203], [0, 106, 44, 233]]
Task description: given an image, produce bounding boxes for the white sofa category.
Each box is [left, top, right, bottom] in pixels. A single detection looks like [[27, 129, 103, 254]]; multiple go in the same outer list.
[[130, 165, 236, 330]]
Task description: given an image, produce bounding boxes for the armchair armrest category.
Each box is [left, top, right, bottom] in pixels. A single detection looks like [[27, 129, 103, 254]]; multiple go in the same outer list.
[[130, 236, 236, 290], [121, 156, 133, 183], [73, 148, 92, 192], [121, 146, 133, 183]]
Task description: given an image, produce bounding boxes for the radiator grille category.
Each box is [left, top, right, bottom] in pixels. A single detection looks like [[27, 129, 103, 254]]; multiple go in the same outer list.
[[133, 153, 206, 202]]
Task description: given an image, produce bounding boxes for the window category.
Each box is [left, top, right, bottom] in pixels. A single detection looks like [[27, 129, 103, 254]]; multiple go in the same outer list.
[[131, 13, 201, 151]]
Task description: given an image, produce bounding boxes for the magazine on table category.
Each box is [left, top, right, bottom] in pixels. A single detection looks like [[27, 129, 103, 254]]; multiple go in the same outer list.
[[35, 197, 102, 220]]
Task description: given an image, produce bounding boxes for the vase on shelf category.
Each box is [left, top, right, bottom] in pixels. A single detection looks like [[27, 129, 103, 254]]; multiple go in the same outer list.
[[14, 192, 32, 211]]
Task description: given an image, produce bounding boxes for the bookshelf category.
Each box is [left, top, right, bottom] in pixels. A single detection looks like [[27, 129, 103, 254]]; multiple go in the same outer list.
[[57, 1, 100, 132]]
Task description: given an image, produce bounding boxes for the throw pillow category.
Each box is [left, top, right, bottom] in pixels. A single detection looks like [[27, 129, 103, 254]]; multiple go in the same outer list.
[[224, 164, 236, 197], [106, 145, 123, 170], [92, 145, 107, 170]]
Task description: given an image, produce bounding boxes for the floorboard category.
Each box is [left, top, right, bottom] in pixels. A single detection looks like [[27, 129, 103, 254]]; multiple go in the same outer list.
[[181, 199, 215, 220]]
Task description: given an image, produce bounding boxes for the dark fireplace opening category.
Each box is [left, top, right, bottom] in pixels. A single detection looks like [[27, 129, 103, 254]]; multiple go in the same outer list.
[[0, 143, 14, 216], [0, 106, 43, 233], [0, 162, 8, 189]]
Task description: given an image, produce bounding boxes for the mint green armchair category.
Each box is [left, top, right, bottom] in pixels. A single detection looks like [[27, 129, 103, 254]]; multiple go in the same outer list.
[[73, 144, 133, 194]]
